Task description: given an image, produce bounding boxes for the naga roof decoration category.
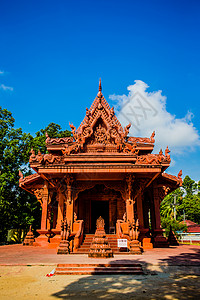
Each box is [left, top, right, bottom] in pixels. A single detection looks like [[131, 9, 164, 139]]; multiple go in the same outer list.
[[19, 171, 41, 184], [45, 134, 73, 145], [162, 170, 183, 185]]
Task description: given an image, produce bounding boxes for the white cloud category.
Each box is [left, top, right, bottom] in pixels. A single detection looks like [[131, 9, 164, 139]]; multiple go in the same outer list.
[[109, 80, 200, 154], [0, 70, 4, 75], [0, 84, 13, 91]]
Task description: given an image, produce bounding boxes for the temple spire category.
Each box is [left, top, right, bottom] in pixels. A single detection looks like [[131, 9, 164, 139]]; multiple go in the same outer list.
[[99, 78, 102, 92], [98, 78, 102, 98]]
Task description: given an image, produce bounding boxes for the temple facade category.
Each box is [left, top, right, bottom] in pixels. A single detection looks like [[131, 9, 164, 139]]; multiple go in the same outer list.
[[19, 80, 182, 253]]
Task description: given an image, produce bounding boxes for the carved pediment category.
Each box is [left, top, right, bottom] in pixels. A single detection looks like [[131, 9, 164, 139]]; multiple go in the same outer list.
[[64, 80, 133, 154]]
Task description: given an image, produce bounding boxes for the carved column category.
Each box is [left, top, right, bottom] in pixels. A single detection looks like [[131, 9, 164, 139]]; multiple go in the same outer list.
[[33, 182, 49, 246], [136, 193, 144, 228], [65, 175, 74, 230], [153, 187, 162, 230], [41, 182, 48, 230], [153, 185, 169, 247], [126, 175, 134, 221], [56, 191, 64, 230]]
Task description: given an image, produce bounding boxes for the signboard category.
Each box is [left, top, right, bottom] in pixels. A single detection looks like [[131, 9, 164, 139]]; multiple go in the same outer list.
[[117, 239, 127, 248]]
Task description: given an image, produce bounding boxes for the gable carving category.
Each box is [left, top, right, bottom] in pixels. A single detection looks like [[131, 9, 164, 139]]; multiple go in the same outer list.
[[61, 80, 135, 154]]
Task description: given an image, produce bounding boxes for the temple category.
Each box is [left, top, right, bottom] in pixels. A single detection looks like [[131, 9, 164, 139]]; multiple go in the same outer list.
[[19, 80, 182, 253]]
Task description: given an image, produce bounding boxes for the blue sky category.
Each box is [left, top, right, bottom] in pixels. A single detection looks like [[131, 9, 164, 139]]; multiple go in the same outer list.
[[0, 0, 200, 180]]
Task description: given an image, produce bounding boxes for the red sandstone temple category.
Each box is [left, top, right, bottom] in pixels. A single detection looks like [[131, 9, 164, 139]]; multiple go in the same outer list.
[[19, 80, 182, 253]]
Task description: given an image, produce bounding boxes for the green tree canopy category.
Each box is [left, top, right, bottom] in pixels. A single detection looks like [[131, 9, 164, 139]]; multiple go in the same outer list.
[[182, 175, 197, 196], [0, 106, 71, 243], [160, 175, 200, 237]]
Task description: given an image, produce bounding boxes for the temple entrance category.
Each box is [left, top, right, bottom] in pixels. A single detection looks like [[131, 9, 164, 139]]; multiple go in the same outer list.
[[91, 200, 109, 233], [77, 184, 125, 234]]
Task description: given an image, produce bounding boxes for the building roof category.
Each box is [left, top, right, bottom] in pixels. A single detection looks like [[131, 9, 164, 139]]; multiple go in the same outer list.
[[181, 220, 200, 233]]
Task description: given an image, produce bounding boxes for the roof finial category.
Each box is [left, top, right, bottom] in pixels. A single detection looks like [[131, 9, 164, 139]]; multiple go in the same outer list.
[[98, 78, 102, 98], [99, 78, 102, 92]]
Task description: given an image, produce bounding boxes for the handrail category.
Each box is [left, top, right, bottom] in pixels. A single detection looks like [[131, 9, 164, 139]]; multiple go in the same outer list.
[[116, 220, 130, 240], [75, 220, 84, 238], [74, 220, 84, 251], [116, 220, 123, 238]]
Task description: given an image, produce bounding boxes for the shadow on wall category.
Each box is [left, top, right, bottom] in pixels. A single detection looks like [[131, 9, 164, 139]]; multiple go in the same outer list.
[[51, 251, 200, 300]]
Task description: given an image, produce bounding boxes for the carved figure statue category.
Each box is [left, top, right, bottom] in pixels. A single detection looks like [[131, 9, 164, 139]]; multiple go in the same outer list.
[[165, 146, 170, 161], [29, 148, 36, 163], [128, 218, 140, 241], [96, 216, 105, 229], [36, 150, 43, 163], [45, 132, 51, 144]]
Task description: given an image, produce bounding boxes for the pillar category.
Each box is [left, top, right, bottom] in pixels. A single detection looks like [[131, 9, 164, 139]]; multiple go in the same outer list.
[[126, 199, 134, 221], [136, 193, 144, 228], [153, 187, 162, 230], [35, 181, 49, 246], [56, 191, 64, 230], [41, 182, 48, 230], [153, 185, 169, 247], [126, 175, 134, 221], [65, 176, 74, 231]]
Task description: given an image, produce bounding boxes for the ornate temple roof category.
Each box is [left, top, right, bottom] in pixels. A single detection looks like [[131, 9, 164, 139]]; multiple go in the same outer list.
[[19, 80, 182, 193]]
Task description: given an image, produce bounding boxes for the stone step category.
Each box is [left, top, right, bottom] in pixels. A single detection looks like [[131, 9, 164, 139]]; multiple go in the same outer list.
[[77, 234, 122, 254], [80, 242, 117, 247], [57, 263, 141, 267], [55, 264, 144, 275]]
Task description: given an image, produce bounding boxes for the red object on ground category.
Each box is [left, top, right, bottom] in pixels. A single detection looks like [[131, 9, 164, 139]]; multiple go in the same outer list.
[[46, 268, 55, 277]]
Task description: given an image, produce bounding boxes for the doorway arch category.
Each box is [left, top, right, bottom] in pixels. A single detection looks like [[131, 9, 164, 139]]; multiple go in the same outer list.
[[77, 184, 125, 233]]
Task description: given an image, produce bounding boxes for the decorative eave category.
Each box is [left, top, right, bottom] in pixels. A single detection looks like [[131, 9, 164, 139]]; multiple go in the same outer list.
[[162, 170, 183, 186], [19, 172, 41, 186], [19, 171, 43, 194]]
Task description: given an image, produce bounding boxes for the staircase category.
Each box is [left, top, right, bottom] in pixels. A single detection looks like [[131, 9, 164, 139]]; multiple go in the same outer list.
[[55, 263, 144, 275], [76, 234, 129, 254]]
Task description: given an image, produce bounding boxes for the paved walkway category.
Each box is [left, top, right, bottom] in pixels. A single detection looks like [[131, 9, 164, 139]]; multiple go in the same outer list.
[[0, 244, 200, 299], [0, 244, 199, 266]]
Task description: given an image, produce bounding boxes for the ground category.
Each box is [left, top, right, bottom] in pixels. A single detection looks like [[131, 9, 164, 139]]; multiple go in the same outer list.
[[0, 244, 200, 299]]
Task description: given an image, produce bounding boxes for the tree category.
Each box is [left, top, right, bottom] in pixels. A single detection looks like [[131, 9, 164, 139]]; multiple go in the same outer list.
[[0, 106, 37, 242], [178, 194, 200, 224], [0, 106, 71, 243], [30, 122, 71, 154], [182, 175, 197, 196], [160, 175, 200, 237], [160, 188, 184, 220]]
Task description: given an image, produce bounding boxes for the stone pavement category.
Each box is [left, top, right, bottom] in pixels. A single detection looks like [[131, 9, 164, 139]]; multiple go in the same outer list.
[[0, 244, 199, 267], [0, 244, 200, 299]]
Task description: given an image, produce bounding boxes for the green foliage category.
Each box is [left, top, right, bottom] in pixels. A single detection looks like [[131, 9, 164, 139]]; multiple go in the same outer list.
[[160, 175, 200, 236], [0, 106, 70, 243], [160, 188, 184, 220], [31, 122, 71, 154], [178, 194, 200, 224], [161, 218, 187, 237], [182, 175, 197, 196]]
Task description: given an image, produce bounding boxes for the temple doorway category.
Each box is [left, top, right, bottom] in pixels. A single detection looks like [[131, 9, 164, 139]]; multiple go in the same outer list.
[[77, 184, 125, 234], [91, 200, 109, 233]]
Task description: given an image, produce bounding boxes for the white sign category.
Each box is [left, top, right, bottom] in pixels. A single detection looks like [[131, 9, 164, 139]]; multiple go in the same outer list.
[[117, 239, 127, 248]]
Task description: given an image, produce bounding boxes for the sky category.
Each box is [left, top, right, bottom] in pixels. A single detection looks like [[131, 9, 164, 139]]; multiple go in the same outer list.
[[0, 0, 200, 181]]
